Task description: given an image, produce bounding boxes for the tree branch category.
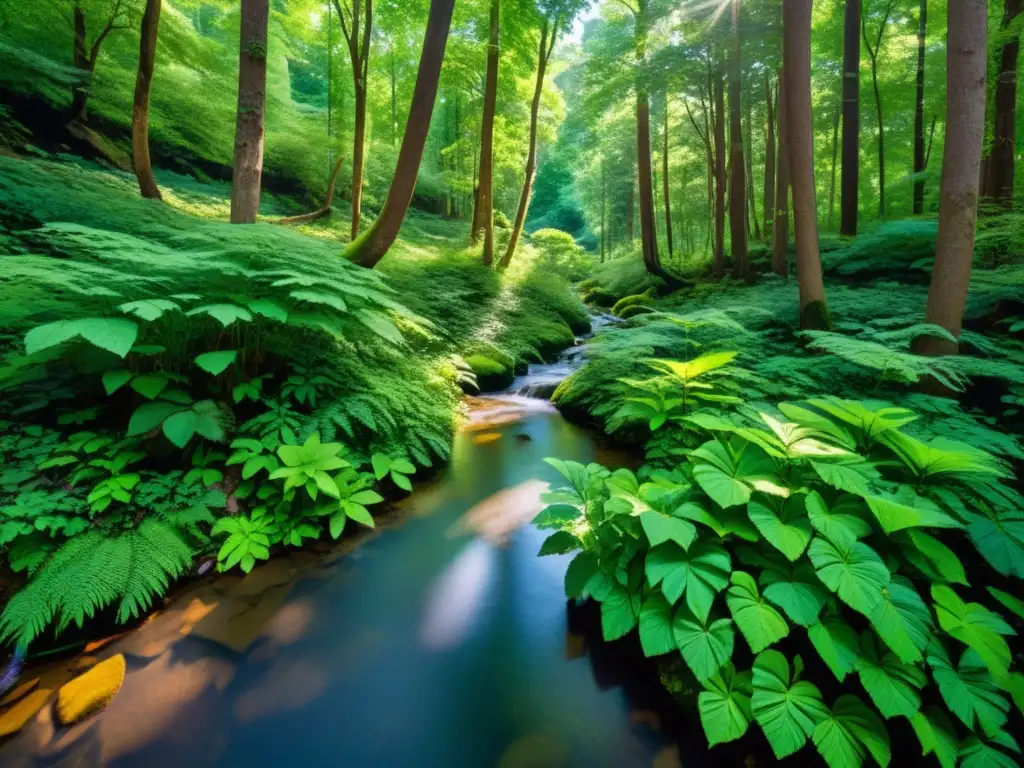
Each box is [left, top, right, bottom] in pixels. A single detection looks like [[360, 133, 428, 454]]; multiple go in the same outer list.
[[89, 0, 124, 66]]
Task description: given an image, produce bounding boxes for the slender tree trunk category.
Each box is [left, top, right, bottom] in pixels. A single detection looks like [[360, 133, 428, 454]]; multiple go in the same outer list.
[[728, 0, 747, 279], [912, 0, 927, 213], [763, 75, 776, 243], [471, 0, 500, 265], [981, 0, 1022, 202], [351, 82, 368, 237], [601, 156, 607, 262], [276, 153, 345, 224], [333, 0, 373, 239], [501, 18, 557, 269], [713, 58, 726, 277], [840, 0, 860, 235], [390, 49, 398, 147], [745, 100, 760, 242], [783, 3, 831, 329], [772, 69, 789, 276], [70, 6, 92, 123], [131, 0, 162, 200], [230, 0, 270, 224], [914, 1, 987, 356], [662, 97, 674, 258], [863, 1, 894, 218], [627, 181, 635, 242], [827, 105, 839, 227], [345, 0, 455, 268], [634, 1, 666, 279]]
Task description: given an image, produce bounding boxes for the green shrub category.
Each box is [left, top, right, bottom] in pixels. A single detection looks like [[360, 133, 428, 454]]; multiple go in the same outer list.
[[494, 210, 511, 229], [464, 354, 513, 392], [821, 220, 938, 279], [530, 228, 593, 281]]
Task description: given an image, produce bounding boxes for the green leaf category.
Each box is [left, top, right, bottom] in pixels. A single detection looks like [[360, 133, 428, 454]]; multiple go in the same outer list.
[[855, 632, 926, 719], [690, 438, 780, 509], [640, 510, 697, 550], [761, 561, 827, 627], [195, 350, 238, 375], [901, 529, 968, 586], [672, 607, 735, 681], [645, 540, 731, 623], [247, 298, 288, 322], [808, 537, 890, 616], [391, 472, 413, 492], [127, 401, 184, 436], [967, 510, 1024, 579], [601, 584, 639, 641], [805, 491, 872, 548], [638, 594, 676, 657], [130, 373, 169, 399], [909, 707, 958, 768], [752, 649, 829, 759], [699, 663, 753, 747], [808, 616, 860, 682], [564, 552, 599, 599], [532, 504, 582, 530], [538, 531, 580, 556], [371, 453, 391, 479], [25, 318, 139, 358], [344, 502, 375, 527], [926, 640, 1009, 736], [118, 298, 180, 321], [186, 303, 252, 327], [932, 585, 1014, 679], [357, 309, 404, 343], [102, 368, 133, 395], [987, 587, 1024, 621], [869, 576, 933, 664], [162, 410, 198, 448], [748, 495, 812, 561], [960, 733, 1020, 768], [726, 571, 789, 653], [812, 695, 891, 768], [864, 492, 961, 534], [810, 460, 878, 496]]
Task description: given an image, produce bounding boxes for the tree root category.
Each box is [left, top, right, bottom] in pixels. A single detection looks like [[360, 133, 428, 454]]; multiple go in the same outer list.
[[275, 153, 344, 226]]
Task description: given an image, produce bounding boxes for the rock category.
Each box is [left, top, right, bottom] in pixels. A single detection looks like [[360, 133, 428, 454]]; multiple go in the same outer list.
[[0, 688, 52, 736], [55, 654, 126, 726], [0, 677, 39, 707], [514, 433, 532, 442]]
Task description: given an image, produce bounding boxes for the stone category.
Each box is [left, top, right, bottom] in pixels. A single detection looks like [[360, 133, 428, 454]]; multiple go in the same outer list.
[[55, 654, 126, 726], [0, 677, 38, 707], [0, 688, 52, 737]]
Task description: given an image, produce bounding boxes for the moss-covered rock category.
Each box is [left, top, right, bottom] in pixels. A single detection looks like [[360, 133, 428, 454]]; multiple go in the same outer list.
[[464, 354, 514, 392], [582, 288, 617, 307], [55, 653, 126, 726], [611, 287, 656, 317], [618, 303, 655, 319]]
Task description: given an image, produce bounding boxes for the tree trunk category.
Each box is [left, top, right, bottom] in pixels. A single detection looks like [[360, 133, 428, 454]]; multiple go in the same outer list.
[[501, 18, 556, 269], [827, 104, 839, 227], [840, 0, 860, 236], [345, 0, 455, 268], [131, 0, 162, 200], [351, 83, 367, 237], [713, 59, 726, 277], [662, 97, 674, 258], [912, 0, 927, 213], [772, 68, 789, 277], [863, 1, 894, 218], [728, 0, 747, 279], [783, 2, 831, 329], [390, 49, 398, 147], [914, 1, 987, 356], [981, 0, 1022, 202], [763, 75, 776, 244], [70, 6, 92, 123], [745, 99, 760, 243], [634, 1, 665, 280], [471, 0, 500, 265], [230, 0, 270, 224], [601, 156, 607, 262], [627, 181, 635, 243]]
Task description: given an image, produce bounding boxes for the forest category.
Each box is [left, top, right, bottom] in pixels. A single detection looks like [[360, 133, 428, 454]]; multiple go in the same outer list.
[[0, 0, 1022, 765]]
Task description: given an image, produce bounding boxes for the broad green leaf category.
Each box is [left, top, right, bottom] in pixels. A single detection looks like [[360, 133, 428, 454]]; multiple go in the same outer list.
[[810, 460, 878, 497], [812, 695, 891, 768], [118, 298, 180, 321], [805, 491, 872, 548], [672, 608, 734, 681], [645, 540, 731, 623], [25, 317, 138, 358], [538, 531, 580, 556], [869, 576, 933, 664], [855, 632, 926, 719], [640, 510, 697, 550], [960, 734, 1020, 768], [808, 616, 860, 682], [673, 501, 729, 537], [808, 537, 890, 616], [748, 495, 812, 561], [926, 640, 1009, 736], [698, 663, 753, 747], [130, 373, 169, 399], [638, 595, 676, 657], [564, 552, 599, 599], [690, 438, 781, 509], [247, 298, 288, 322], [290, 290, 347, 312], [932, 585, 1015, 679], [162, 410, 198, 448], [967, 510, 1024, 579], [751, 649, 829, 759], [909, 707, 958, 768], [195, 350, 238, 375], [726, 571, 789, 653], [127, 401, 184, 436], [186, 303, 252, 327], [102, 368, 132, 395], [901, 529, 968, 586], [652, 351, 737, 381], [344, 502, 375, 527], [864, 491, 961, 534], [761, 562, 827, 627], [601, 584, 640, 641], [987, 587, 1024, 621]]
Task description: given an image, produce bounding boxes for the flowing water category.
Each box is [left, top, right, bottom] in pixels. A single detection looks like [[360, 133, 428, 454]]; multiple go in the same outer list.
[[1, 316, 686, 767]]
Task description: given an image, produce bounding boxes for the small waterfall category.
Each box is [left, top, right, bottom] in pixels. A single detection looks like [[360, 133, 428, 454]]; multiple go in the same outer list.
[[507, 313, 617, 400]]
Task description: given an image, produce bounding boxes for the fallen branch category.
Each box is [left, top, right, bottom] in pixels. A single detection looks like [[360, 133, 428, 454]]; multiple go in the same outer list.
[[275, 153, 345, 225]]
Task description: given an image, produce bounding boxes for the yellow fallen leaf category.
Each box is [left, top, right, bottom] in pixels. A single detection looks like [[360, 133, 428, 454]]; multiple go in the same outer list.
[[56, 653, 126, 726], [0, 688, 52, 736]]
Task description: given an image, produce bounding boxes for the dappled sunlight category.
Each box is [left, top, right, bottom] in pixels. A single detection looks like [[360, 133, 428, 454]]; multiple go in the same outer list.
[[419, 539, 497, 651], [233, 658, 329, 723], [452, 478, 549, 545]]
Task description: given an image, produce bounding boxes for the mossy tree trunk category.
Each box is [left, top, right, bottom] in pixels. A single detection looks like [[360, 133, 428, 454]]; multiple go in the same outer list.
[[131, 0, 162, 201], [230, 0, 269, 224], [471, 0, 500, 265]]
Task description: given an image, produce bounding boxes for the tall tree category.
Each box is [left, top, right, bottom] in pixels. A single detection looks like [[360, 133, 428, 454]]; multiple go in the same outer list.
[[840, 0, 860, 236], [783, 0, 831, 329], [69, 0, 130, 124], [662, 95, 674, 259], [771, 68, 789, 277], [471, 0, 500, 266], [912, 0, 927, 214], [712, 55, 726, 277], [745, 100, 760, 242], [727, 0, 747, 279], [914, 0, 987, 356], [230, 0, 270, 224], [862, 0, 896, 218], [331, 0, 373, 239], [826, 104, 839, 227], [131, 0, 161, 200], [347, 0, 456, 268], [601, 156, 607, 262], [981, 0, 1023, 202], [763, 74, 776, 244]]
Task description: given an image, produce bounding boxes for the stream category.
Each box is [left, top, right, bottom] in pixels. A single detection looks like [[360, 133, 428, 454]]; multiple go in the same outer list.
[[1, 316, 684, 767]]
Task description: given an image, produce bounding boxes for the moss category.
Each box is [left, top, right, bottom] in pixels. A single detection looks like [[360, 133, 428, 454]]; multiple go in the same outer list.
[[800, 300, 833, 331], [619, 303, 655, 319], [611, 287, 656, 317], [583, 288, 618, 307], [464, 354, 514, 392]]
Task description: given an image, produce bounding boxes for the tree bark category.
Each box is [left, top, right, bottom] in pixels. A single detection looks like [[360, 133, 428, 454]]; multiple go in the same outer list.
[[745, 99, 760, 243], [728, 0, 747, 279], [662, 96, 674, 258], [390, 48, 398, 147], [713, 56, 726, 277], [69, 0, 126, 125], [634, 0, 666, 280], [131, 0, 162, 200], [684, 96, 714, 261], [471, 0, 500, 265], [333, 0, 373, 239], [772, 69, 789, 277], [230, 0, 270, 224], [345, 0, 455, 268], [601, 156, 607, 262], [763, 75, 776, 244], [827, 104, 839, 227], [276, 153, 345, 224], [914, 0, 987, 356], [840, 0, 860, 236], [981, 0, 1022, 202], [783, 1, 831, 329], [912, 0, 927, 213], [501, 18, 557, 269], [863, 0, 895, 219]]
